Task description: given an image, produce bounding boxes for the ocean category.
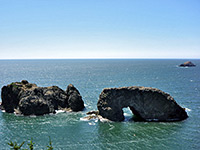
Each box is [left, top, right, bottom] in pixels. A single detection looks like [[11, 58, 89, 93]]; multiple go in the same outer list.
[[0, 59, 199, 149]]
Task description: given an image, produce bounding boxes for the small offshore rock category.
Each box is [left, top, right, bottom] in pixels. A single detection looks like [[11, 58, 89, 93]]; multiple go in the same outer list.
[[179, 61, 196, 67], [81, 111, 103, 121], [86, 110, 99, 115], [81, 115, 99, 121]]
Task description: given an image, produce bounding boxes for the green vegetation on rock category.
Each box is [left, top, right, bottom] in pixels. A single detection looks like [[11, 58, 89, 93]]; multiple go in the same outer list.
[[10, 82, 18, 88], [7, 138, 53, 150]]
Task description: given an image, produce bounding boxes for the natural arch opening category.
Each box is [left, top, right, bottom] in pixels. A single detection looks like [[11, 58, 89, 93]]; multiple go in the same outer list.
[[122, 107, 133, 121], [129, 106, 145, 121], [122, 106, 144, 122]]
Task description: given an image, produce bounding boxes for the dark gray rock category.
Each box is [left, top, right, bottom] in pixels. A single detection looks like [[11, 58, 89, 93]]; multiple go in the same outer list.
[[179, 61, 196, 67], [97, 86, 188, 122], [0, 80, 84, 115], [86, 110, 99, 115], [19, 95, 50, 115], [66, 84, 85, 111]]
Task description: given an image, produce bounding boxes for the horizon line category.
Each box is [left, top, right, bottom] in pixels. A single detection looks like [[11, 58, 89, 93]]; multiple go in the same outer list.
[[0, 58, 199, 60]]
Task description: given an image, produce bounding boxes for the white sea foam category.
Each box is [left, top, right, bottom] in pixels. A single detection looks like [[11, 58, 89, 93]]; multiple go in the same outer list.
[[13, 111, 24, 116], [29, 115, 37, 118], [177, 65, 189, 69], [146, 119, 159, 122], [80, 117, 90, 121], [55, 110, 65, 114], [185, 108, 191, 112], [108, 124, 115, 130], [48, 113, 54, 116], [88, 122, 96, 126], [80, 114, 99, 122], [99, 116, 111, 122], [124, 113, 132, 116]]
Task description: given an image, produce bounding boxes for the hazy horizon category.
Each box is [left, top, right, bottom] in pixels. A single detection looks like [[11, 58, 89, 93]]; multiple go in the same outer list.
[[0, 0, 200, 59], [0, 57, 199, 60]]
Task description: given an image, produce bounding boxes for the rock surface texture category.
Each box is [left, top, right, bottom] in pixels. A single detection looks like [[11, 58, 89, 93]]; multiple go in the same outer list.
[[97, 86, 188, 122], [0, 80, 84, 115], [179, 61, 196, 67]]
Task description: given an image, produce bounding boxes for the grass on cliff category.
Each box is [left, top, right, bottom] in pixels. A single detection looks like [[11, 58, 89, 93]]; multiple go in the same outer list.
[[10, 82, 18, 88]]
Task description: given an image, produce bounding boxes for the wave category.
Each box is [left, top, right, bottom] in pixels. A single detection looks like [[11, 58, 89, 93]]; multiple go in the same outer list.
[[55, 110, 65, 114], [185, 107, 191, 112]]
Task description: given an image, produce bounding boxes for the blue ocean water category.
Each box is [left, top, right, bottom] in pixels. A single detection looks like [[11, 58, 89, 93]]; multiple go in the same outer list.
[[0, 59, 199, 149]]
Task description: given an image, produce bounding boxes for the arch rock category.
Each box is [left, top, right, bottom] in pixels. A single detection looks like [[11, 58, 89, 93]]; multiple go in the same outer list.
[[97, 86, 188, 122]]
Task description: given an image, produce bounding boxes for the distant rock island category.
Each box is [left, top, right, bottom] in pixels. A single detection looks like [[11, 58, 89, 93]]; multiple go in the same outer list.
[[97, 86, 188, 122], [179, 61, 196, 67], [0, 80, 84, 115]]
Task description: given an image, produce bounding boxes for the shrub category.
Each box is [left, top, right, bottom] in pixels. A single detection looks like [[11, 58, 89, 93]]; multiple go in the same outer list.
[[7, 137, 53, 150]]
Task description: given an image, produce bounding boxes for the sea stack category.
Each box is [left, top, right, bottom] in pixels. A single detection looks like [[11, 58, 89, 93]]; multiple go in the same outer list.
[[179, 61, 196, 67], [97, 86, 188, 122], [0, 80, 85, 115]]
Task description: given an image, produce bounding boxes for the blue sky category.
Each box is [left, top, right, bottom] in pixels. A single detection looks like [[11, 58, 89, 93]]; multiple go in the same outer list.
[[0, 0, 200, 59]]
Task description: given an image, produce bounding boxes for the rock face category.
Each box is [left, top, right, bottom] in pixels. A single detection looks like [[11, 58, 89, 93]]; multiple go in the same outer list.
[[0, 80, 85, 115], [66, 84, 85, 111], [97, 86, 188, 122], [179, 61, 196, 67]]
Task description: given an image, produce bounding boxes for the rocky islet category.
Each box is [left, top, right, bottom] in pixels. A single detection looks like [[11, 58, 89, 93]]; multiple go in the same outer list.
[[179, 61, 196, 67], [97, 86, 188, 122], [0, 80, 85, 115]]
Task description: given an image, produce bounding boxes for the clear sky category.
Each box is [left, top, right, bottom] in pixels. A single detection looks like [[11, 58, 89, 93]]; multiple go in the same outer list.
[[0, 0, 200, 59]]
